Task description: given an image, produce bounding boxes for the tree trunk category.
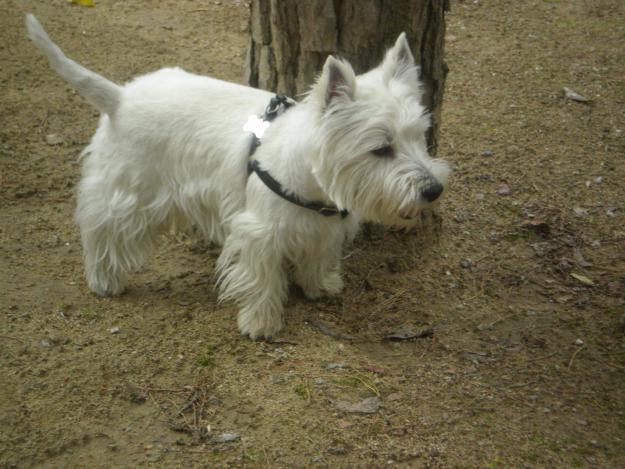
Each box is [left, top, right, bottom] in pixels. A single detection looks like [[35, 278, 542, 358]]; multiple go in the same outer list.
[[245, 0, 449, 154]]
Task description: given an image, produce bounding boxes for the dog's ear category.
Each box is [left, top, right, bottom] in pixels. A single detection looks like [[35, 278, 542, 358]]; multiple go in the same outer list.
[[315, 55, 356, 108], [382, 32, 419, 86]]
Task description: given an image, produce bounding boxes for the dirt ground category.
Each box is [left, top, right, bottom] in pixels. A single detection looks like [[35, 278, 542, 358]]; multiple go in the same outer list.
[[1, 0, 624, 467]]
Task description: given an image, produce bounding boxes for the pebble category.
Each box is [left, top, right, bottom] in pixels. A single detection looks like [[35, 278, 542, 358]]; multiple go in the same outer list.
[[481, 150, 493, 157], [334, 396, 380, 414], [110, 326, 120, 334], [563, 86, 590, 103], [327, 446, 347, 455], [573, 206, 588, 217], [326, 362, 348, 370], [40, 339, 55, 348], [213, 432, 240, 443], [606, 206, 618, 217], [574, 338, 584, 346], [496, 183, 511, 196]]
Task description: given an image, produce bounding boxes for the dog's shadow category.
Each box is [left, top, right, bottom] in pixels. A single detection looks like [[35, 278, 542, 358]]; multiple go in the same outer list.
[[129, 211, 445, 342], [290, 210, 446, 342]]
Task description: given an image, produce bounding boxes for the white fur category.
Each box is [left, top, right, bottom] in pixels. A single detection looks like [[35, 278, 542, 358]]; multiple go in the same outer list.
[[27, 16, 450, 339]]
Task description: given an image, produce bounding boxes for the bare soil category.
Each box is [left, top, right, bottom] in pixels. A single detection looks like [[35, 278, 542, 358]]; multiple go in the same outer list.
[[1, 0, 624, 468]]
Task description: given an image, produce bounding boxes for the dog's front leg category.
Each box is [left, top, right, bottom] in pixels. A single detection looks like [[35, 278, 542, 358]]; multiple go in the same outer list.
[[293, 232, 344, 300], [217, 213, 287, 339]]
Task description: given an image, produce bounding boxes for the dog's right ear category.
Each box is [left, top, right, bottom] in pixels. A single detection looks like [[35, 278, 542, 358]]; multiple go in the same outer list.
[[382, 32, 419, 87], [313, 56, 356, 109]]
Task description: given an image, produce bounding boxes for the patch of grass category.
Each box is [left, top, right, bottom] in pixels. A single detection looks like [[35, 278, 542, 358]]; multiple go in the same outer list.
[[293, 382, 309, 400], [243, 448, 264, 462], [195, 343, 218, 368], [485, 457, 521, 469], [331, 376, 362, 389], [79, 309, 99, 319]]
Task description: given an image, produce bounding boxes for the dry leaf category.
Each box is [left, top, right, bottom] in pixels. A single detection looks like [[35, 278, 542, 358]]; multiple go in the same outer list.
[[570, 272, 594, 286], [68, 0, 95, 7]]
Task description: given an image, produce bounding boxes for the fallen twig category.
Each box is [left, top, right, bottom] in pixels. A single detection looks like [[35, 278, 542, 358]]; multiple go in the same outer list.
[[568, 345, 585, 370]]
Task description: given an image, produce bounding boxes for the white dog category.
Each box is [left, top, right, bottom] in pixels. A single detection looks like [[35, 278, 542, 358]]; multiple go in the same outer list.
[[26, 14, 450, 339]]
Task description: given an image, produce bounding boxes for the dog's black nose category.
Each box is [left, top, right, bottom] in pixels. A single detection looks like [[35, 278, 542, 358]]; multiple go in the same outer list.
[[421, 182, 443, 202]]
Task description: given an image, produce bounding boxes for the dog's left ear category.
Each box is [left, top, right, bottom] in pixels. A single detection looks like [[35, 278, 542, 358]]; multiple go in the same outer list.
[[314, 55, 356, 109], [382, 32, 419, 86]]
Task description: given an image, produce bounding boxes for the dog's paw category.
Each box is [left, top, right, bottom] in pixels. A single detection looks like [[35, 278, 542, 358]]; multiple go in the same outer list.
[[300, 286, 323, 301], [237, 307, 283, 340], [322, 271, 344, 296]]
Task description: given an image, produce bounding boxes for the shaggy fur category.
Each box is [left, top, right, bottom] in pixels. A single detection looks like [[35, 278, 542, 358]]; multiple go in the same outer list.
[[26, 14, 450, 339]]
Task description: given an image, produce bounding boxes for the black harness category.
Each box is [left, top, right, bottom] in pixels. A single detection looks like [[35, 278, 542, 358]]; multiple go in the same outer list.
[[246, 95, 348, 219]]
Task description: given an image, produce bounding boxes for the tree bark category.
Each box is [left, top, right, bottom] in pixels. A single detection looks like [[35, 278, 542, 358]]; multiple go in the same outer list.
[[245, 0, 449, 154]]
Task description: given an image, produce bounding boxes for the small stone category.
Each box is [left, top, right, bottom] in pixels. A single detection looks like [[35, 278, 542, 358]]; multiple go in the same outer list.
[[563, 86, 590, 103], [594, 176, 603, 184], [326, 362, 348, 370], [496, 183, 512, 196], [481, 150, 493, 157], [213, 432, 240, 443], [46, 133, 64, 145], [40, 338, 55, 348], [573, 207, 588, 217], [110, 326, 120, 334], [460, 259, 472, 268], [313, 378, 325, 386], [606, 206, 618, 217], [335, 396, 380, 414], [574, 339, 584, 346], [327, 446, 347, 455]]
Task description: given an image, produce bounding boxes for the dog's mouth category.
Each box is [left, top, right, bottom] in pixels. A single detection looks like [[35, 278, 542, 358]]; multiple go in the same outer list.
[[398, 208, 421, 220]]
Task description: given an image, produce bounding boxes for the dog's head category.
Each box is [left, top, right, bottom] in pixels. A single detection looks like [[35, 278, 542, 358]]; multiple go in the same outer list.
[[309, 33, 450, 226]]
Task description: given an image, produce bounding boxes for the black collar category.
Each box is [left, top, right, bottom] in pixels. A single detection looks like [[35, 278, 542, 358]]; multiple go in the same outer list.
[[247, 95, 348, 219]]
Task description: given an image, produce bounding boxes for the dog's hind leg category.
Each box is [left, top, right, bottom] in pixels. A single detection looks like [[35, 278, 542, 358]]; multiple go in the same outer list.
[[76, 170, 163, 296], [216, 212, 287, 339]]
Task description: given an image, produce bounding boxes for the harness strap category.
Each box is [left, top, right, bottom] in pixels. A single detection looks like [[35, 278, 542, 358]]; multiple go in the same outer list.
[[247, 95, 348, 219]]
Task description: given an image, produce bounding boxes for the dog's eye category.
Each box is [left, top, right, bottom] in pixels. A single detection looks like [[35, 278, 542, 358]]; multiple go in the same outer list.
[[371, 145, 394, 157]]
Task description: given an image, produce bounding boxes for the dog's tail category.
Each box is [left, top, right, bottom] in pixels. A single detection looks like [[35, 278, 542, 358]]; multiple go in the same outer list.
[[26, 14, 121, 116]]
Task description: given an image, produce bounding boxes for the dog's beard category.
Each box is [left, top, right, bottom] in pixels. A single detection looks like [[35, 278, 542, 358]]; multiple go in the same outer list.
[[314, 154, 431, 225]]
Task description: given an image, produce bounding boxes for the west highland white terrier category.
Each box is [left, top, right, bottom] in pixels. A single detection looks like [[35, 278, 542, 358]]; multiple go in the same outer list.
[[26, 14, 450, 339]]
